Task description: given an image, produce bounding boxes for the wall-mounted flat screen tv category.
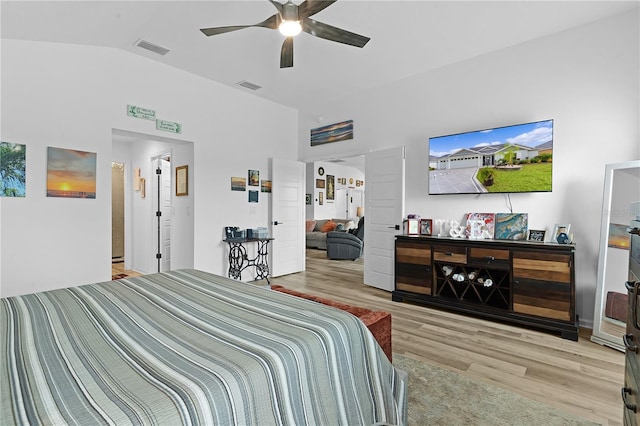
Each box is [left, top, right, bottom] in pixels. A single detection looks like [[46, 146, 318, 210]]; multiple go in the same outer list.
[[428, 119, 553, 195]]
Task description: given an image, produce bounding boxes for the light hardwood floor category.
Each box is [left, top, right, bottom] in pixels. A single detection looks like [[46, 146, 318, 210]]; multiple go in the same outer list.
[[275, 249, 625, 426], [115, 250, 625, 425]]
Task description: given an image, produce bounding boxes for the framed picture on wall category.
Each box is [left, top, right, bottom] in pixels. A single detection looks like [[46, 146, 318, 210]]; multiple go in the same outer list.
[[176, 165, 188, 196], [319, 191, 323, 205], [326, 175, 335, 200], [316, 179, 325, 188]]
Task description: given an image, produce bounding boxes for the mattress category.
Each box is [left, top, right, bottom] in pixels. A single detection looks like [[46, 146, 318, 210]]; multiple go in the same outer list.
[[1, 269, 407, 425]]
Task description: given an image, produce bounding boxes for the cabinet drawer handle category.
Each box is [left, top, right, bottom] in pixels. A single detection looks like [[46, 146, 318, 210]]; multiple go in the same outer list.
[[483, 256, 495, 262], [624, 334, 638, 353], [622, 387, 637, 412]]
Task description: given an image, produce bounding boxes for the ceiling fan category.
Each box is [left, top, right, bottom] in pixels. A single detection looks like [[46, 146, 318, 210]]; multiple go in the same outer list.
[[200, 0, 370, 68]]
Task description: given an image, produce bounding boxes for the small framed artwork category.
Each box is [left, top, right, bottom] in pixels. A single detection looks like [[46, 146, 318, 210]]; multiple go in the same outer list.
[[403, 218, 420, 235], [305, 193, 312, 205], [176, 165, 188, 196], [261, 180, 272, 193], [248, 169, 259, 186], [528, 229, 546, 242], [553, 224, 572, 244], [140, 177, 146, 198], [316, 179, 325, 189], [231, 177, 246, 191], [420, 219, 433, 236], [248, 190, 258, 203], [318, 191, 323, 205]]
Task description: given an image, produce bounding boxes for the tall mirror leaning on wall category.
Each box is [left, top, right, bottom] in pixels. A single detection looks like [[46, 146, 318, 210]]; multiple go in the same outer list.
[[591, 161, 640, 351]]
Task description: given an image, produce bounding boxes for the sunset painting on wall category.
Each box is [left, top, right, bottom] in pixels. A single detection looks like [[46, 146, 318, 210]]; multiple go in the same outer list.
[[47, 147, 97, 198]]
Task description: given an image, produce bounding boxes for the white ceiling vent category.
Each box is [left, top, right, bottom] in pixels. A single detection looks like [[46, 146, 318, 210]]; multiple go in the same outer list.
[[134, 39, 170, 56], [236, 80, 262, 91]]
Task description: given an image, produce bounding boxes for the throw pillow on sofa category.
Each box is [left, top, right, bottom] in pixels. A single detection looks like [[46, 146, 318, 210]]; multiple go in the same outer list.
[[335, 223, 345, 231], [305, 219, 317, 232], [320, 220, 337, 232]]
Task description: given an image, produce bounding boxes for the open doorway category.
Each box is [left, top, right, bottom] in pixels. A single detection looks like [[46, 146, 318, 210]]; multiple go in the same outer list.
[[112, 162, 125, 268], [111, 129, 194, 277]]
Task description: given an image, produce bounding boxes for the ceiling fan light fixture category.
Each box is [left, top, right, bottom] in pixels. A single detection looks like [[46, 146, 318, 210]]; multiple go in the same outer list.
[[278, 20, 302, 37]]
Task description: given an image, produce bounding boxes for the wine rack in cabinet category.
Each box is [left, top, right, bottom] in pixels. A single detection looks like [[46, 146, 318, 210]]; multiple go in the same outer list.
[[393, 235, 578, 340]]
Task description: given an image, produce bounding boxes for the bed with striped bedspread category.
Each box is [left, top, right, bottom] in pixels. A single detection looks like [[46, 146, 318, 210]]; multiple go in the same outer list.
[[1, 269, 407, 425]]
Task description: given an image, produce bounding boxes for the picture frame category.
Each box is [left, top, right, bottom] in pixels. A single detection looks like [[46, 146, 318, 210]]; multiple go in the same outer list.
[[248, 169, 260, 186], [305, 193, 312, 205], [326, 175, 335, 200], [403, 218, 420, 235], [176, 165, 188, 196], [231, 177, 246, 191], [248, 190, 258, 203], [420, 219, 433, 236], [528, 229, 546, 242], [316, 178, 325, 189], [552, 223, 572, 244], [318, 191, 323, 205]]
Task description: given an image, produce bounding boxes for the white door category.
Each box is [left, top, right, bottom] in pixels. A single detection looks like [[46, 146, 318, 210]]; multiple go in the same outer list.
[[152, 156, 171, 272], [160, 158, 171, 272], [364, 147, 405, 291], [271, 158, 305, 277], [335, 188, 348, 219]]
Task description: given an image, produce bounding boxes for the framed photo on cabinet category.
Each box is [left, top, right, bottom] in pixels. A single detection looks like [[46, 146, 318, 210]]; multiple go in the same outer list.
[[420, 219, 432, 236]]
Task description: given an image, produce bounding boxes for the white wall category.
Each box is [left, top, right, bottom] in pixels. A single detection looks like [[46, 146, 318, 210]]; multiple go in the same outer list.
[[297, 10, 640, 326], [1, 39, 297, 297], [306, 160, 365, 220]]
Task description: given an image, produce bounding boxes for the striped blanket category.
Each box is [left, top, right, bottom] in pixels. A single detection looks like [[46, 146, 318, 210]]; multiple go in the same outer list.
[[1, 269, 407, 425]]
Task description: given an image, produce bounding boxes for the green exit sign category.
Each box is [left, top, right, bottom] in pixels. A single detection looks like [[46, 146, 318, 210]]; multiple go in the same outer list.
[[156, 119, 182, 134], [127, 105, 156, 120]]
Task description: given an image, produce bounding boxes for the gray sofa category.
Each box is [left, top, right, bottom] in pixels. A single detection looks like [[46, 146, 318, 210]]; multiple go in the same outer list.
[[327, 217, 364, 260], [306, 218, 357, 250]]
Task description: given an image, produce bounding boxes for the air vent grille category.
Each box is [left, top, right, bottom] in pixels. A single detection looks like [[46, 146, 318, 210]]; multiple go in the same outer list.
[[237, 80, 262, 90], [134, 39, 170, 56]]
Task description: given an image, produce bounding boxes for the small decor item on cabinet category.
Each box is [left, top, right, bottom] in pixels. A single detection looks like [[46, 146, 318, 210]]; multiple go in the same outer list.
[[403, 217, 420, 235], [553, 224, 572, 244], [255, 227, 269, 238], [224, 226, 240, 239], [448, 220, 465, 238], [528, 229, 546, 242], [442, 265, 453, 276], [494, 213, 528, 240], [420, 219, 433, 235], [465, 213, 495, 239]]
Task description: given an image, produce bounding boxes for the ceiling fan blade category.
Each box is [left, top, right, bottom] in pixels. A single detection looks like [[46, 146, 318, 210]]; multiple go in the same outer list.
[[298, 0, 337, 19], [280, 37, 294, 68], [200, 14, 280, 37], [268, 0, 284, 15], [302, 18, 370, 48]]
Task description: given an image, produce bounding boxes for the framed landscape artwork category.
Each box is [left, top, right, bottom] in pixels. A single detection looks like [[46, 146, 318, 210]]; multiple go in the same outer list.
[[46, 147, 96, 199]]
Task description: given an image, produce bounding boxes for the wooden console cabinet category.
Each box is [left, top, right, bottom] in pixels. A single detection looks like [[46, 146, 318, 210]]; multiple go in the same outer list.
[[393, 235, 578, 340]]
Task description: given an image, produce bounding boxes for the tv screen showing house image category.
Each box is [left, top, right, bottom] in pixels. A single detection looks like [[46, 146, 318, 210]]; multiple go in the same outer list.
[[428, 119, 553, 195]]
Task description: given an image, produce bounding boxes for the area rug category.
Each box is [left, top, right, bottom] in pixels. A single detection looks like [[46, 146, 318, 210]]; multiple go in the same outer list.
[[111, 273, 128, 280], [393, 354, 598, 426]]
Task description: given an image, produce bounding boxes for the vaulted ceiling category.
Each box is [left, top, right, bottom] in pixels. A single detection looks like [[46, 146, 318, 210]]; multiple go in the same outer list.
[[2, 1, 638, 113]]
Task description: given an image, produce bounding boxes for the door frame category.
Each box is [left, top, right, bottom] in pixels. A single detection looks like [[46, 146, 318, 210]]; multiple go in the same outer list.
[[111, 158, 133, 271]]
